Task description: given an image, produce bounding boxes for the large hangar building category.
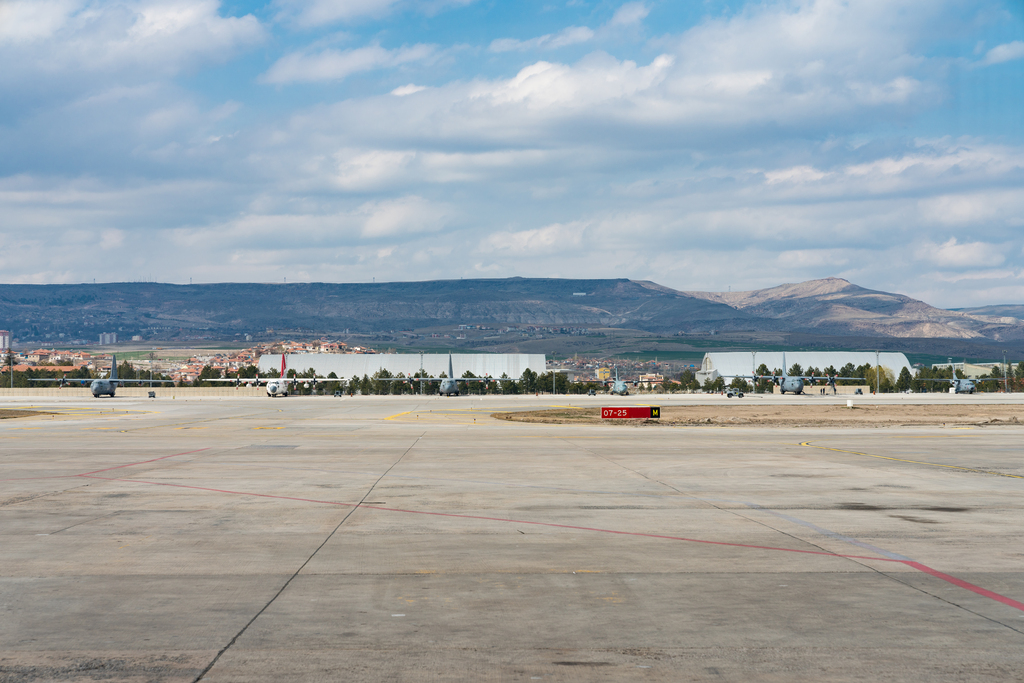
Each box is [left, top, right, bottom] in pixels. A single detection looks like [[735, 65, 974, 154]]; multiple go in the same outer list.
[[697, 351, 913, 383], [258, 353, 546, 379]]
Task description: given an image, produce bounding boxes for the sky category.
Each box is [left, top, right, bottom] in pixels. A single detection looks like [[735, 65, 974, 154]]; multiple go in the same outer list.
[[1, 0, 1023, 307]]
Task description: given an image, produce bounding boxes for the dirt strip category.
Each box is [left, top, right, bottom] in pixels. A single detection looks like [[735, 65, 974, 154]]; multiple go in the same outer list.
[[493, 404, 1024, 428], [0, 409, 47, 420]]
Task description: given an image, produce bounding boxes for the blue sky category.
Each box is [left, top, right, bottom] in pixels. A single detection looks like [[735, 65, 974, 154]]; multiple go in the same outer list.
[[1, 0, 1023, 307]]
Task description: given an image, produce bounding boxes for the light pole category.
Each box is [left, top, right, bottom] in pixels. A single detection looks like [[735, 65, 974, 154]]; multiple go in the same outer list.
[[1004, 350, 1009, 394], [751, 351, 757, 393], [875, 350, 880, 395]]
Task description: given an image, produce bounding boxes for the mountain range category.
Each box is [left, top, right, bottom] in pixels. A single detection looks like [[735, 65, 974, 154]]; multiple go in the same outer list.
[[0, 277, 1021, 348]]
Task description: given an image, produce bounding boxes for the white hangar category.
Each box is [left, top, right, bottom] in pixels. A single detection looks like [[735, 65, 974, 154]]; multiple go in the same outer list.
[[696, 351, 913, 383], [258, 353, 546, 379]]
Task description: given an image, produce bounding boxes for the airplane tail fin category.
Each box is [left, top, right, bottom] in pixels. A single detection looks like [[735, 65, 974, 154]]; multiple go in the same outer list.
[[781, 352, 787, 378], [281, 354, 287, 378], [449, 354, 454, 379], [110, 355, 118, 380]]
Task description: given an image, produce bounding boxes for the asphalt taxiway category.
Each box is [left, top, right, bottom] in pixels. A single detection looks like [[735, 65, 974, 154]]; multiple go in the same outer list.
[[1, 394, 1022, 682]]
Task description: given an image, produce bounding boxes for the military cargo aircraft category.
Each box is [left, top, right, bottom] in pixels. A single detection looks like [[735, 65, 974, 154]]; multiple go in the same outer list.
[[919, 377, 1002, 394], [411, 355, 498, 396], [724, 353, 860, 395], [29, 355, 173, 397], [608, 367, 629, 396]]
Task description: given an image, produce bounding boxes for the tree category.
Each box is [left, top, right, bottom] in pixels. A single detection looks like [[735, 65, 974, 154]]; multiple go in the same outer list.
[[678, 369, 700, 392], [520, 368, 538, 394], [863, 366, 894, 393], [536, 371, 569, 394], [371, 368, 393, 395], [702, 376, 725, 392], [753, 363, 773, 393], [117, 360, 137, 380], [499, 372, 517, 395], [788, 362, 804, 377], [193, 365, 220, 387], [461, 370, 484, 395], [838, 363, 858, 386], [895, 367, 913, 392], [237, 364, 259, 379], [729, 377, 751, 391]]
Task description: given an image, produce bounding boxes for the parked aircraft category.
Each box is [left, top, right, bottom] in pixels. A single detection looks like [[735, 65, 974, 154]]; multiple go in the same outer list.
[[416, 355, 496, 396], [919, 377, 1002, 394], [29, 355, 173, 397], [608, 367, 629, 396], [725, 353, 859, 395], [263, 355, 322, 397]]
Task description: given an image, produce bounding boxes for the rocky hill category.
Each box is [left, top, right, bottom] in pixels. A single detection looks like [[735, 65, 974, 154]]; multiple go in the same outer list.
[[686, 278, 1024, 342]]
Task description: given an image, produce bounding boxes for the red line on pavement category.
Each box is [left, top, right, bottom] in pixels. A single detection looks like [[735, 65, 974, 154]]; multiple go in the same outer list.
[[80, 474, 903, 563], [80, 474, 1024, 615], [904, 561, 1024, 612]]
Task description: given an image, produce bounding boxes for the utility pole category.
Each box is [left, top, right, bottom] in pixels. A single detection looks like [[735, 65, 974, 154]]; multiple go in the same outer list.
[[875, 350, 880, 394], [1004, 350, 1009, 394], [751, 351, 757, 393]]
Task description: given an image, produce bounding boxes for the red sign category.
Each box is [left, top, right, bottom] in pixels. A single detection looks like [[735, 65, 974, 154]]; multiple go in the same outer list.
[[602, 406, 660, 419]]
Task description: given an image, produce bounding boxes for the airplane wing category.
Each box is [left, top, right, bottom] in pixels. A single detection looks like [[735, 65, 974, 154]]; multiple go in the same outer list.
[[110, 379, 175, 383], [28, 378, 174, 384], [917, 377, 1003, 382], [377, 376, 509, 382], [29, 378, 93, 384], [206, 378, 263, 384]]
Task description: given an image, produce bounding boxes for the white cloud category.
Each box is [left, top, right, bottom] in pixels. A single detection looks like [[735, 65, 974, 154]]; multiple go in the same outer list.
[[358, 196, 450, 237], [480, 222, 586, 254], [918, 189, 1024, 227], [916, 238, 1006, 268], [608, 2, 649, 27], [262, 43, 437, 84], [334, 149, 418, 190], [981, 40, 1024, 65], [100, 228, 125, 250], [470, 53, 673, 109], [0, 0, 79, 43], [391, 83, 427, 96], [489, 26, 594, 53], [764, 165, 828, 184], [0, 0, 264, 84], [273, 0, 474, 27], [488, 2, 648, 53]]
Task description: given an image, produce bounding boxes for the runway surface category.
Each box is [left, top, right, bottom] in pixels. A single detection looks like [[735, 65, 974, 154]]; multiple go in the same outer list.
[[1, 394, 1022, 681]]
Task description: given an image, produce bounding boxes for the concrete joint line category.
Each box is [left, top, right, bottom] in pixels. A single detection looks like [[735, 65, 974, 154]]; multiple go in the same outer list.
[[192, 432, 424, 683]]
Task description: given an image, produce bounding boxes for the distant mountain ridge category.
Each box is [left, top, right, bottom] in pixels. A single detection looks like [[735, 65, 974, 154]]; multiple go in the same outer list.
[[0, 279, 753, 341], [0, 277, 1020, 344], [685, 278, 1024, 342]]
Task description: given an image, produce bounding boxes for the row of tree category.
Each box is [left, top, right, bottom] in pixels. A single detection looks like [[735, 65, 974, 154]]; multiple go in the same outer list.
[[7, 353, 1024, 394]]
